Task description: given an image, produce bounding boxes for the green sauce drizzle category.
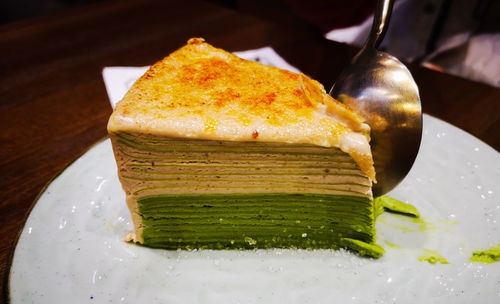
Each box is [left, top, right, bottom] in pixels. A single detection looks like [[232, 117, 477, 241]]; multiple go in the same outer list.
[[418, 249, 449, 264], [469, 244, 500, 264]]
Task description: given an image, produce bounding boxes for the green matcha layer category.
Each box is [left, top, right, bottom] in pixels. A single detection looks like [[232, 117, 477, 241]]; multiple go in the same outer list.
[[139, 194, 374, 249], [110, 132, 376, 252]]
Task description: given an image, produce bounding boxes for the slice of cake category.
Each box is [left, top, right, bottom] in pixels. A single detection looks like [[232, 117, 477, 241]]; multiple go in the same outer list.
[[108, 38, 380, 256]]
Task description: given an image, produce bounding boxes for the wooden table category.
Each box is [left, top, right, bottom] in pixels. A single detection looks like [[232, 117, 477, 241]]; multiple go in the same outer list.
[[1, 0, 499, 299]]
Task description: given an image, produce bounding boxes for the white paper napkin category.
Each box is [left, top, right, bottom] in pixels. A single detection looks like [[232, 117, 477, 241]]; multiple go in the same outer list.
[[102, 47, 301, 109]]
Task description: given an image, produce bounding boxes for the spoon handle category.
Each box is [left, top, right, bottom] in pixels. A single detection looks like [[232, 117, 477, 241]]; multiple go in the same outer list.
[[364, 0, 395, 50]]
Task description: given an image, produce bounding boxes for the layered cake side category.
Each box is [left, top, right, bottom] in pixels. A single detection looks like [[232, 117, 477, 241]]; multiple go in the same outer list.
[[108, 38, 380, 256]]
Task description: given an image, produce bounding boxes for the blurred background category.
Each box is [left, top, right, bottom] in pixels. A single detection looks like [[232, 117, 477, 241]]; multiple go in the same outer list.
[[1, 0, 499, 87]]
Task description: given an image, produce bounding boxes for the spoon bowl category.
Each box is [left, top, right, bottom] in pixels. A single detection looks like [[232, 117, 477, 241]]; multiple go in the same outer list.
[[330, 0, 422, 196]]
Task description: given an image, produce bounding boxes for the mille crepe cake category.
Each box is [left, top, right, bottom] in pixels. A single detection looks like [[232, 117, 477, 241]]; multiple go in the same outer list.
[[108, 38, 382, 256]]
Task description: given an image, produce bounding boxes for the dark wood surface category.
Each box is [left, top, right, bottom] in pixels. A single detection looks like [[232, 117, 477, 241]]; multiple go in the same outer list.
[[1, 0, 499, 299]]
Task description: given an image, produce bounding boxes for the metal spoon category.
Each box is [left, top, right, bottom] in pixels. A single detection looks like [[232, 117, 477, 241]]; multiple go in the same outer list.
[[329, 0, 422, 196]]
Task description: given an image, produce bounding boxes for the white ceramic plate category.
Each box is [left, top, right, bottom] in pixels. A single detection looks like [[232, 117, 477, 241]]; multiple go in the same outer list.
[[9, 115, 500, 303]]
